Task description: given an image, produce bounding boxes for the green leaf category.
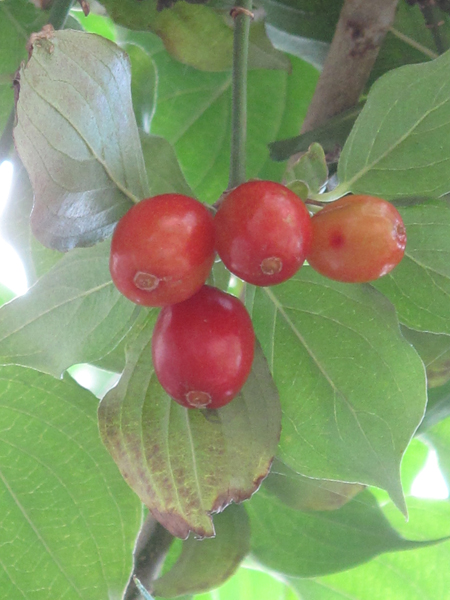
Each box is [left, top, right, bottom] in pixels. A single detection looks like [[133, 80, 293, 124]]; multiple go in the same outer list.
[[100, 0, 289, 72], [269, 104, 363, 162], [131, 31, 317, 203], [0, 366, 141, 599], [1, 156, 62, 285], [0, 0, 46, 133], [140, 131, 194, 197], [290, 496, 450, 600], [419, 379, 450, 433], [263, 458, 364, 512], [336, 49, 450, 199], [98, 314, 281, 539], [0, 282, 14, 307], [152, 504, 250, 597], [125, 43, 158, 133], [196, 566, 299, 600], [0, 240, 140, 377], [285, 142, 328, 195], [372, 200, 450, 335], [246, 487, 439, 578], [401, 325, 450, 388], [426, 415, 450, 486], [14, 28, 148, 251], [246, 266, 427, 512]]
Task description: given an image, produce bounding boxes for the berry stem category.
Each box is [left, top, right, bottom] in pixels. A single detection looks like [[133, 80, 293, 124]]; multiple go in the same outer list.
[[48, 0, 75, 30], [228, 0, 253, 189]]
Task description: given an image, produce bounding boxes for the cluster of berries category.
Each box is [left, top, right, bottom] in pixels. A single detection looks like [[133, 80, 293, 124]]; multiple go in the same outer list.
[[110, 181, 406, 410]]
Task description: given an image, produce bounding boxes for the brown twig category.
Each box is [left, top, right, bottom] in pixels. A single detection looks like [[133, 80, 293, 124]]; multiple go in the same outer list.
[[300, 0, 400, 134]]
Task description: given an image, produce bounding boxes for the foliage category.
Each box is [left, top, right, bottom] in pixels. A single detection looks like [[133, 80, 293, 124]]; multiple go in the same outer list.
[[2, 0, 450, 599]]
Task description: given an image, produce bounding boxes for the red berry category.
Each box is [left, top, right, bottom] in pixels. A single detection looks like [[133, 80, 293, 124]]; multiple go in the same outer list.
[[214, 180, 312, 286], [152, 285, 255, 409], [307, 195, 407, 283], [110, 194, 215, 306]]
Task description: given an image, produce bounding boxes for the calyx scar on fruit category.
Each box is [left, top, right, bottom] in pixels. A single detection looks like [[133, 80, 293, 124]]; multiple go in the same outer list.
[[110, 194, 215, 306], [152, 285, 255, 409], [214, 180, 312, 286], [307, 194, 406, 283]]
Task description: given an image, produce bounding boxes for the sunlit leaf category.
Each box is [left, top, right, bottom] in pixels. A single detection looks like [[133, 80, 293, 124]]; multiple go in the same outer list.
[[246, 266, 427, 512], [0, 366, 141, 599], [99, 314, 281, 538], [0, 240, 140, 377], [373, 200, 450, 335], [336, 50, 450, 199], [14, 28, 148, 251]]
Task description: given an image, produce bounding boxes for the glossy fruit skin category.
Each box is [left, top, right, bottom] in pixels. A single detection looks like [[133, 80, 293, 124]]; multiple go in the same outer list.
[[152, 285, 255, 409], [214, 180, 312, 286], [110, 194, 215, 306], [307, 195, 406, 283]]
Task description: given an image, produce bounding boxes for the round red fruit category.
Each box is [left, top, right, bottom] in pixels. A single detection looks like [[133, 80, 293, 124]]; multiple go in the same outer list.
[[152, 285, 255, 409], [110, 194, 215, 306], [307, 194, 406, 283], [214, 180, 312, 286]]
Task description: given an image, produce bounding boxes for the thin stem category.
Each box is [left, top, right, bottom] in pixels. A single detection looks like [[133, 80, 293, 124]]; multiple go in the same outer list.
[[418, 1, 449, 54], [228, 1, 252, 189], [47, 0, 74, 30]]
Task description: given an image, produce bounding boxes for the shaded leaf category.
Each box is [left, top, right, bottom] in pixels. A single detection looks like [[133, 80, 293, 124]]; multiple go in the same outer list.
[[140, 131, 194, 197], [401, 325, 450, 388], [336, 49, 450, 199], [246, 266, 427, 512], [247, 487, 441, 578], [373, 200, 450, 335], [152, 504, 250, 597], [426, 413, 450, 486], [0, 0, 46, 133], [129, 31, 317, 203], [0, 366, 141, 599], [125, 43, 158, 133], [14, 28, 148, 251], [285, 142, 328, 195], [1, 156, 62, 285], [269, 104, 363, 162], [263, 458, 364, 512], [0, 240, 140, 377], [100, 0, 289, 72], [98, 314, 281, 539]]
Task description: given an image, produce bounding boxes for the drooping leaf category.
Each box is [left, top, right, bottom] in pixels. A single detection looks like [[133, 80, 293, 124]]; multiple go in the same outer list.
[[263, 458, 364, 512], [246, 266, 427, 512], [127, 31, 318, 203], [246, 487, 441, 579], [372, 199, 450, 335], [1, 156, 62, 284], [0, 240, 140, 377], [99, 0, 289, 72], [140, 131, 194, 197], [152, 504, 250, 597], [0, 0, 46, 133], [269, 104, 363, 162], [401, 325, 450, 388], [98, 313, 281, 539], [125, 43, 158, 133], [0, 366, 141, 599], [14, 28, 149, 251], [290, 496, 450, 600], [336, 49, 450, 199]]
